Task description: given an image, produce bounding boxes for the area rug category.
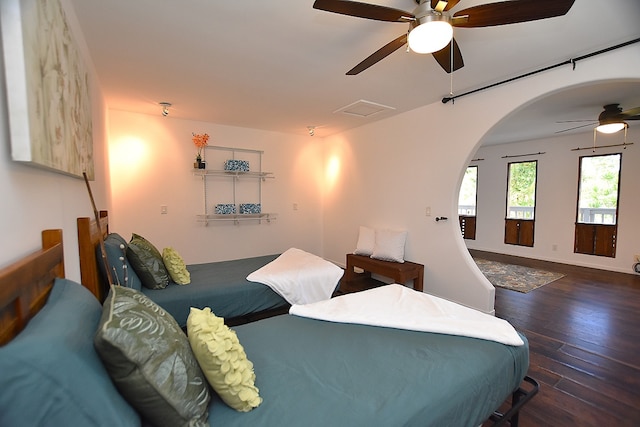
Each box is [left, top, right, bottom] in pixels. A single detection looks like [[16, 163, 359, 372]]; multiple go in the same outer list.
[[473, 258, 565, 293]]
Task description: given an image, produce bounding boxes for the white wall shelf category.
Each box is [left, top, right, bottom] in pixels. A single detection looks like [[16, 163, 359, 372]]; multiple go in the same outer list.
[[194, 146, 276, 225], [193, 169, 274, 180], [196, 213, 277, 225]]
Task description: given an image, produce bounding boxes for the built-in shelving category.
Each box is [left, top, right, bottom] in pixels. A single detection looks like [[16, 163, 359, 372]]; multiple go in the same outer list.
[[194, 146, 276, 225], [196, 213, 276, 225], [192, 169, 274, 180]]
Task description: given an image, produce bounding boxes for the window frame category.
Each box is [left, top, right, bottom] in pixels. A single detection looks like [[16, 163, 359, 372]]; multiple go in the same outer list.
[[575, 153, 621, 226], [504, 160, 538, 247], [505, 160, 538, 220]]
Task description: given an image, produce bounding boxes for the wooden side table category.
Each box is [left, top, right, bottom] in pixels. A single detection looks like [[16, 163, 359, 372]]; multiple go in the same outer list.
[[344, 254, 424, 292]]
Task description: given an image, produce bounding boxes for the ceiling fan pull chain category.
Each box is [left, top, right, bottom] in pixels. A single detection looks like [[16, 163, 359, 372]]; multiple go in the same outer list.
[[449, 36, 454, 101]]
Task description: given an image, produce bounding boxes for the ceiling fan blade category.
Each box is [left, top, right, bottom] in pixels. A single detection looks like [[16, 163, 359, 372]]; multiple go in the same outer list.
[[555, 122, 597, 134], [313, 0, 414, 22], [432, 38, 464, 73], [347, 34, 408, 75], [431, 0, 461, 12], [555, 119, 596, 123], [621, 106, 640, 118], [452, 0, 575, 28]]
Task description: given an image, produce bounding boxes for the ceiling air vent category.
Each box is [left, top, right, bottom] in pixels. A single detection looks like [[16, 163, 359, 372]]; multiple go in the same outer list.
[[334, 99, 395, 118]]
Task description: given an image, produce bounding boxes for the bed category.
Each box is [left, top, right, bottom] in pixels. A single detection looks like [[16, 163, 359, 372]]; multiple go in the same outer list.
[[1, 228, 538, 427], [78, 211, 342, 326]]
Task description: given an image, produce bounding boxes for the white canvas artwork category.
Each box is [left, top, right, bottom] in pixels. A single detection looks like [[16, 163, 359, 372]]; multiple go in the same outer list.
[[1, 0, 94, 179]]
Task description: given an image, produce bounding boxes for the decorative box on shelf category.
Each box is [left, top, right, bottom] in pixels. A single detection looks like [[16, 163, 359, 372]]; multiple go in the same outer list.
[[224, 160, 250, 172], [214, 204, 236, 214], [240, 203, 261, 214]]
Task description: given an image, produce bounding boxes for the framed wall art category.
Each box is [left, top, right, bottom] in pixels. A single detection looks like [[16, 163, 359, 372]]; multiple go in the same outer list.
[[1, 0, 94, 179]]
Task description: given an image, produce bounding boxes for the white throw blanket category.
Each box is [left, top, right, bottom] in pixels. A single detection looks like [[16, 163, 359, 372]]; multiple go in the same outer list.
[[290, 284, 524, 346], [247, 248, 344, 305]]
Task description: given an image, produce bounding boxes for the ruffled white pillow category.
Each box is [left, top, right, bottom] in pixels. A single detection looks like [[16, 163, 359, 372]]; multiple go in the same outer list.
[[371, 229, 407, 263], [353, 226, 376, 256]]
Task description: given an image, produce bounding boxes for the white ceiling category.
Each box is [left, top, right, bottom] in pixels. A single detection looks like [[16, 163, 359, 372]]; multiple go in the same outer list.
[[68, 0, 640, 142]]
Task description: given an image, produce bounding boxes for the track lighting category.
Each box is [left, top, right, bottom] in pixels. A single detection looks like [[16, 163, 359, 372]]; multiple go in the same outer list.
[[159, 102, 171, 117]]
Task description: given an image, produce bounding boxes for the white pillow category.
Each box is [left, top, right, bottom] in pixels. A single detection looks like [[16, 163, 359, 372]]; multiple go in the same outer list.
[[371, 229, 407, 263], [353, 226, 376, 256]]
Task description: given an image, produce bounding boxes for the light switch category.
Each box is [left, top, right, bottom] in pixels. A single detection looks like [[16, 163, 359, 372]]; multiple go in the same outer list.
[[161, 205, 168, 214]]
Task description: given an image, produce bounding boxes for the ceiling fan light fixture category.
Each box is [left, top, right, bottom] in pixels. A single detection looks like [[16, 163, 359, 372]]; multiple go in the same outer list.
[[408, 14, 452, 54], [596, 121, 627, 134]]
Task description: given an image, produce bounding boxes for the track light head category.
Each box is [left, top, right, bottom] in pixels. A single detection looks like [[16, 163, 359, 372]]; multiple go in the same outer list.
[[159, 102, 171, 117]]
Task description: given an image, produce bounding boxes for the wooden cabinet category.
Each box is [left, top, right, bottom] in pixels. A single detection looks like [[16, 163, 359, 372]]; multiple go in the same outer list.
[[574, 223, 617, 257], [504, 218, 534, 247], [459, 215, 476, 240]]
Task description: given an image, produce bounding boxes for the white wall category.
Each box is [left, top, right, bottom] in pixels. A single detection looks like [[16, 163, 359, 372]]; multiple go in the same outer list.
[[106, 110, 325, 264], [0, 0, 109, 281], [2, 1, 638, 314], [321, 46, 640, 313], [466, 128, 640, 274]]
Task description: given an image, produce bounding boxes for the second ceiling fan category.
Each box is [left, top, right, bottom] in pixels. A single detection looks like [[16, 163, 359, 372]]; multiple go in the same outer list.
[[313, 0, 576, 75]]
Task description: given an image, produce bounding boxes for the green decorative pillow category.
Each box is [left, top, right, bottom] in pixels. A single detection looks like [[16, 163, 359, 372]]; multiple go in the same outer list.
[[187, 307, 262, 412], [163, 247, 191, 285], [94, 286, 210, 427], [127, 233, 169, 289]]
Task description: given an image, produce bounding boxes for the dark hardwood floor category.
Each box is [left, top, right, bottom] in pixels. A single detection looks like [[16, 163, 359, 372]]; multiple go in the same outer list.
[[472, 251, 640, 427]]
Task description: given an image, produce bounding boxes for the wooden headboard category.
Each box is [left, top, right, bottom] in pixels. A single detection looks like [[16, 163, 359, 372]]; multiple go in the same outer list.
[[77, 210, 109, 302], [0, 229, 64, 345]]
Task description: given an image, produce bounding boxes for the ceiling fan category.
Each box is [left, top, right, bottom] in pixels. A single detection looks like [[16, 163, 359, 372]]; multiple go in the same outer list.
[[557, 104, 640, 134], [313, 0, 576, 75]]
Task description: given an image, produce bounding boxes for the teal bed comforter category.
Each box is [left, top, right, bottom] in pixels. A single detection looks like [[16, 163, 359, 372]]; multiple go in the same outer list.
[[142, 255, 288, 326], [208, 314, 529, 427]]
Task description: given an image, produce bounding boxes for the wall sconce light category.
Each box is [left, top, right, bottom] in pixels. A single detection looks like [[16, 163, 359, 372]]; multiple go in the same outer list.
[[307, 126, 315, 137], [159, 102, 172, 117]]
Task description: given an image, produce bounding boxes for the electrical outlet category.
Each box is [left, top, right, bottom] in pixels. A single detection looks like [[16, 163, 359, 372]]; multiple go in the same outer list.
[[160, 205, 168, 215], [425, 207, 431, 216], [293, 203, 298, 211]]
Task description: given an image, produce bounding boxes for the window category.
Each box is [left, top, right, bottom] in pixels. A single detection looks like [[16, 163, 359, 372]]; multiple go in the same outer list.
[[458, 166, 477, 216], [504, 160, 537, 247], [574, 153, 621, 257], [506, 161, 537, 220], [458, 166, 477, 239]]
